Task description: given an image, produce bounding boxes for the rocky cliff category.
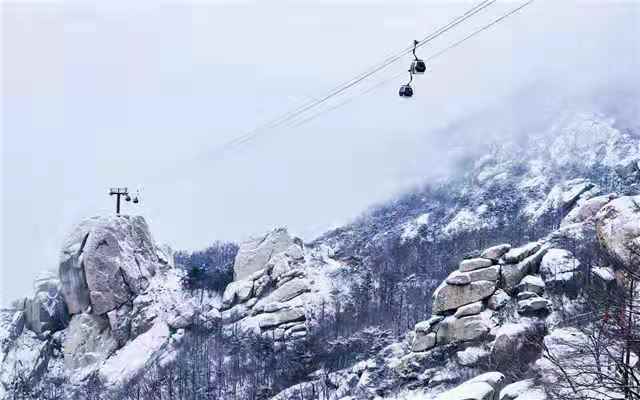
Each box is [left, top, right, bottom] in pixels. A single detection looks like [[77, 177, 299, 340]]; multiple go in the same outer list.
[[1, 110, 639, 400], [266, 194, 639, 400]]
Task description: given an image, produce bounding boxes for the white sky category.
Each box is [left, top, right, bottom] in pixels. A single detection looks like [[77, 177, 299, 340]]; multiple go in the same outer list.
[[2, 0, 639, 303]]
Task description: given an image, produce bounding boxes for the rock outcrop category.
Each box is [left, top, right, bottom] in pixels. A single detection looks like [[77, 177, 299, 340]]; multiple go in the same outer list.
[[60, 215, 164, 316], [221, 228, 336, 347], [232, 228, 304, 280], [5, 215, 186, 390], [20, 270, 69, 335], [595, 195, 640, 270], [63, 313, 118, 378], [436, 372, 506, 400], [539, 249, 580, 284]]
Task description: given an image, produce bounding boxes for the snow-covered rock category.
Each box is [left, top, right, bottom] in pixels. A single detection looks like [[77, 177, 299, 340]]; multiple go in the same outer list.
[[491, 320, 545, 368], [63, 313, 118, 381], [502, 242, 542, 264], [447, 265, 500, 286], [218, 231, 345, 345], [481, 244, 512, 261], [500, 379, 546, 400], [98, 321, 171, 388], [24, 270, 68, 335], [501, 246, 548, 293], [412, 331, 436, 352], [436, 311, 495, 345], [517, 297, 552, 315], [561, 193, 617, 227], [459, 258, 493, 272], [595, 195, 640, 270], [454, 301, 484, 318], [437, 372, 505, 400], [432, 280, 496, 314], [59, 215, 163, 316], [517, 275, 545, 295], [233, 227, 303, 280], [456, 346, 489, 367], [591, 266, 615, 283], [539, 249, 580, 283], [487, 290, 510, 310]]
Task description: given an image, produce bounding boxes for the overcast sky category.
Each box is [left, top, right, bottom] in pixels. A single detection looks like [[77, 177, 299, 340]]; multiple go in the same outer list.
[[2, 0, 638, 304]]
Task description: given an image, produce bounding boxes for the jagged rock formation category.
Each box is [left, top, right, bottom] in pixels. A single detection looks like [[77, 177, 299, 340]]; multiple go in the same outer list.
[[413, 240, 551, 354], [595, 195, 640, 270], [0, 110, 638, 399], [0, 215, 195, 396], [221, 227, 341, 347], [15, 269, 69, 335], [233, 228, 304, 280], [59, 215, 163, 316], [331, 195, 637, 399]]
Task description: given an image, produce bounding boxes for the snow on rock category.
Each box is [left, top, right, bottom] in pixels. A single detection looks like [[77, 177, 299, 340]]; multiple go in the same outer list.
[[481, 244, 511, 261], [59, 215, 164, 316], [595, 195, 640, 270], [517, 275, 545, 295], [127, 266, 200, 340], [561, 193, 617, 227], [459, 258, 494, 272], [436, 310, 495, 345], [432, 280, 496, 314], [491, 320, 545, 367], [539, 249, 580, 283], [592, 266, 615, 283], [220, 232, 347, 346], [446, 266, 500, 286], [526, 179, 597, 224], [63, 312, 118, 382], [502, 242, 542, 264], [0, 329, 52, 394], [487, 289, 510, 310], [23, 269, 69, 335], [454, 301, 484, 318], [436, 372, 505, 400], [500, 379, 546, 400], [456, 346, 489, 367], [98, 321, 170, 388], [534, 327, 589, 385], [501, 245, 548, 293], [517, 296, 552, 315], [233, 227, 303, 280]]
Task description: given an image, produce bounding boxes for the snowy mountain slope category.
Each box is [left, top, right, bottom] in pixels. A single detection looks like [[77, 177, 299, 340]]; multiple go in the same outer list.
[[309, 110, 639, 335], [266, 194, 640, 399], [0, 107, 638, 399]]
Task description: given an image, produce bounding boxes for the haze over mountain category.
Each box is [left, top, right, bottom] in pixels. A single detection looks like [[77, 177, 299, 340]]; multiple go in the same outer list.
[[3, 1, 639, 304]]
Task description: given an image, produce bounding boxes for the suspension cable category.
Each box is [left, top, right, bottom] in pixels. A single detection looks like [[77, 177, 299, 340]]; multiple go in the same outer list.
[[282, 0, 536, 131], [206, 0, 497, 156]]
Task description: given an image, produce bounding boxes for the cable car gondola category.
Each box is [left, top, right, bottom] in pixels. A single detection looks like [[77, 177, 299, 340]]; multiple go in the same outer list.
[[399, 69, 414, 97], [411, 40, 426, 74]]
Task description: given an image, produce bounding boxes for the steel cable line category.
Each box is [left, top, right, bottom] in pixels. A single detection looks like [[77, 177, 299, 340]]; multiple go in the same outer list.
[[283, 0, 536, 131], [207, 0, 497, 155], [424, 0, 535, 62]]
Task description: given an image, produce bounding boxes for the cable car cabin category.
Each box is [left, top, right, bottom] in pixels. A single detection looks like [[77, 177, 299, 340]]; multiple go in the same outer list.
[[412, 59, 426, 74], [399, 85, 413, 97]]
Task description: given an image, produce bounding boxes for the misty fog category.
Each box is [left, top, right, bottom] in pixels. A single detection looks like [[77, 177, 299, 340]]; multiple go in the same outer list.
[[2, 1, 639, 304]]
